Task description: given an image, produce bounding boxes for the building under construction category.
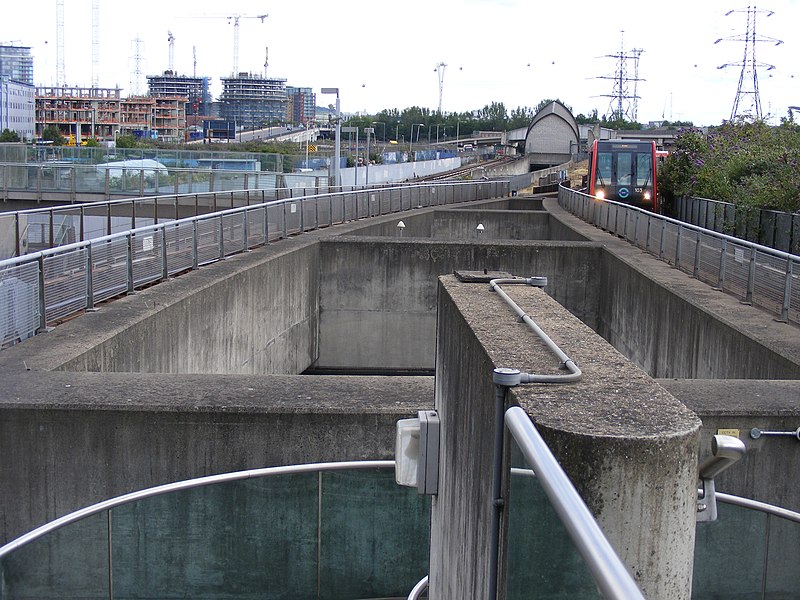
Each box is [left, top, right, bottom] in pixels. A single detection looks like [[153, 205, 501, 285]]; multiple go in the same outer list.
[[147, 71, 211, 117], [220, 73, 288, 130], [36, 86, 187, 143]]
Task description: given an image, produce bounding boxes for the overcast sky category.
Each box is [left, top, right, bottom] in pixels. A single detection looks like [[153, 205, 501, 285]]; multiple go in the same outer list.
[[3, 0, 798, 126]]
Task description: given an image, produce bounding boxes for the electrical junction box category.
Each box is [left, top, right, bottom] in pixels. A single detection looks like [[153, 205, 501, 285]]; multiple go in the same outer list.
[[395, 410, 440, 495]]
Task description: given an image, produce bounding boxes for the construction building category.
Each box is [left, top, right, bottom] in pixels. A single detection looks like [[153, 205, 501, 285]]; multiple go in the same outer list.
[[0, 45, 34, 86], [286, 86, 316, 125], [220, 73, 288, 131], [147, 71, 211, 117], [36, 86, 187, 143]]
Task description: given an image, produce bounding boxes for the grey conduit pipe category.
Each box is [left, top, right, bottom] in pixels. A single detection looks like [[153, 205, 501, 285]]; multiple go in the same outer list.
[[488, 277, 583, 600], [489, 278, 582, 383]]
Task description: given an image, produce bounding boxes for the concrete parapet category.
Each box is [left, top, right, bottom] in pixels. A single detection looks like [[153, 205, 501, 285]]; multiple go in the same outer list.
[[0, 372, 433, 543], [431, 275, 701, 599]]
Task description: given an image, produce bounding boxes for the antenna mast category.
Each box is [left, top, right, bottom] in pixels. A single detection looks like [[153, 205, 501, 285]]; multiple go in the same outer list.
[[715, 6, 782, 120]]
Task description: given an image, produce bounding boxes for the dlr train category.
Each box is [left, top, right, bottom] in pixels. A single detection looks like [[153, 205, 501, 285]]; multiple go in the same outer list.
[[587, 139, 659, 212]]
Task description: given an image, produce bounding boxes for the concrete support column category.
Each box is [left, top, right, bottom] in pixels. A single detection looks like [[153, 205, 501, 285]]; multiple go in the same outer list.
[[429, 275, 701, 599]]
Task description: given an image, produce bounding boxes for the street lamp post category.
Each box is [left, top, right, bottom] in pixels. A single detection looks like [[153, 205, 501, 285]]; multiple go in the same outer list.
[[364, 127, 374, 186], [410, 123, 424, 162], [342, 125, 358, 187], [321, 88, 341, 188], [372, 121, 385, 142]]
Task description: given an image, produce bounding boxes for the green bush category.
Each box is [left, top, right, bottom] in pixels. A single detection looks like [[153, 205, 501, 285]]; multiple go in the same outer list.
[[660, 118, 800, 213]]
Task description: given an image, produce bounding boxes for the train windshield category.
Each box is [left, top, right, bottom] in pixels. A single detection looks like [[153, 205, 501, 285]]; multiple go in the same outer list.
[[636, 153, 653, 185], [595, 152, 612, 185], [595, 149, 653, 187]]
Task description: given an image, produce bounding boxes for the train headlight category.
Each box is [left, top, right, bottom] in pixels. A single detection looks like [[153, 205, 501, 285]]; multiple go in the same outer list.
[[643, 191, 651, 201], [595, 189, 605, 200]]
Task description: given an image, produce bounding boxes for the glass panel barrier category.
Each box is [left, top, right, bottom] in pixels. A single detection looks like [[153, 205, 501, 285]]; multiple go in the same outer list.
[[0, 465, 429, 600], [692, 500, 767, 599], [505, 437, 602, 599], [0, 510, 110, 599]]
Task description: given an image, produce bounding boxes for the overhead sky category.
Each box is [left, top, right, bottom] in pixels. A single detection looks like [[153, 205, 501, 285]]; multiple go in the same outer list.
[[3, 0, 798, 126]]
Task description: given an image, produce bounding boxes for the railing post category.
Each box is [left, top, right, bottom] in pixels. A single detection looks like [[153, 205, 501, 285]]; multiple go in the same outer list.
[[299, 198, 304, 233], [283, 201, 288, 239], [717, 239, 727, 290], [79, 205, 86, 242], [138, 169, 144, 197], [745, 247, 757, 305], [192, 220, 198, 270], [14, 212, 20, 257], [264, 205, 270, 245], [48, 209, 54, 249], [37, 254, 47, 332], [218, 217, 225, 260], [242, 209, 249, 252], [675, 226, 682, 270], [126, 235, 135, 294], [329, 195, 333, 227], [86, 243, 95, 310], [659, 219, 666, 260], [161, 226, 168, 281], [779, 259, 793, 323], [104, 168, 110, 200], [693, 235, 702, 278]]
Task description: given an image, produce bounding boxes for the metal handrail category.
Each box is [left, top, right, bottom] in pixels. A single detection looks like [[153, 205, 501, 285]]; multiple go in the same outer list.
[[558, 185, 800, 324], [505, 405, 647, 600], [0, 179, 508, 348], [717, 492, 800, 523], [0, 460, 394, 560], [407, 575, 429, 599]]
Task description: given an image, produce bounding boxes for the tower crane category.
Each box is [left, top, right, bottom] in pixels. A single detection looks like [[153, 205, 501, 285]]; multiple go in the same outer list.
[[228, 14, 267, 75], [181, 13, 267, 75], [167, 30, 175, 72]]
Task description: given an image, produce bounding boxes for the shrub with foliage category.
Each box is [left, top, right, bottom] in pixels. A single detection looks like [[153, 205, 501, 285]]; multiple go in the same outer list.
[[660, 118, 800, 213], [0, 129, 20, 142]]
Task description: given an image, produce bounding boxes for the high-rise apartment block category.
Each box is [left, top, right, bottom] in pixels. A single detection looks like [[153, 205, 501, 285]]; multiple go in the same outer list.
[[220, 73, 288, 129], [0, 45, 34, 86]]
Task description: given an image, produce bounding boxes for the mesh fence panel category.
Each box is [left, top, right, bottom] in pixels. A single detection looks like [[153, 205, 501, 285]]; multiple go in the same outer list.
[[0, 261, 40, 346], [247, 208, 267, 248], [221, 213, 244, 255], [721, 244, 752, 301], [196, 217, 221, 265], [165, 222, 195, 276], [91, 238, 129, 304], [131, 231, 163, 287], [44, 249, 87, 323], [696, 235, 725, 288], [752, 251, 790, 317]]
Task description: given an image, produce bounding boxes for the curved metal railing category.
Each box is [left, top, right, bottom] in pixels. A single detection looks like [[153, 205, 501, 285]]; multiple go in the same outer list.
[[0, 460, 394, 559], [558, 185, 800, 325]]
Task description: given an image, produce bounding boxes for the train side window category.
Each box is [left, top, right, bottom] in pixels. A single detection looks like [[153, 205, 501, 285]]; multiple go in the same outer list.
[[617, 153, 633, 185]]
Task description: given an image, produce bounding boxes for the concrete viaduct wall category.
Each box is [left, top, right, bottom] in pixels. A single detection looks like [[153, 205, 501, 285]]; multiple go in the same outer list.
[[1, 192, 799, 596]]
